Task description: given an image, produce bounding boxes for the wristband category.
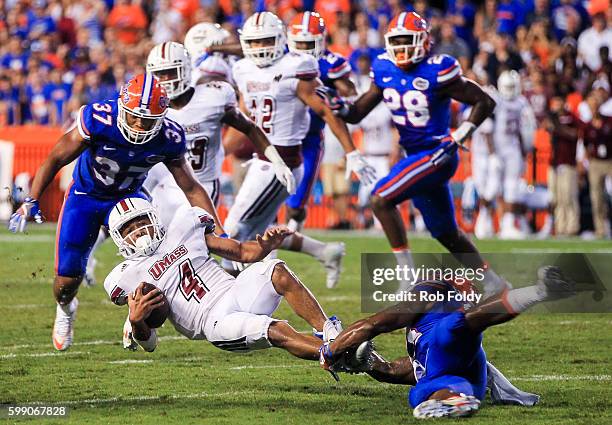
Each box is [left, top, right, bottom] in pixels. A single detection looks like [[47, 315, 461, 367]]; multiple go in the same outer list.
[[451, 122, 477, 144]]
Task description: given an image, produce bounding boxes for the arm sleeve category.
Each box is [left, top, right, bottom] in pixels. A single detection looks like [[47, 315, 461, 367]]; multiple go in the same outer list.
[[76, 104, 92, 141], [435, 55, 462, 87], [103, 264, 131, 306], [295, 54, 320, 80], [326, 54, 352, 80]]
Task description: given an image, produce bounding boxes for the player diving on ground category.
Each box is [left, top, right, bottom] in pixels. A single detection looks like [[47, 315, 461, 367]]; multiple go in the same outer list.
[[103, 197, 344, 358]]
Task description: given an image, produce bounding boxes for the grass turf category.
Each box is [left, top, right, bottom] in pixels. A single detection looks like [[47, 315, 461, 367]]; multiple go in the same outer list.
[[0, 225, 610, 424]]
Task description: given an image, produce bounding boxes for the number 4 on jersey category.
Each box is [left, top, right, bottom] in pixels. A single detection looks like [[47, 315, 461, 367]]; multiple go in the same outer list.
[[179, 259, 208, 302]]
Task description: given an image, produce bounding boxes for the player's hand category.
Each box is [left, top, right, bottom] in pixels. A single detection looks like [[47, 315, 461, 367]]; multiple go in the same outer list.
[[8, 197, 43, 233], [273, 163, 297, 195], [345, 151, 377, 186], [127, 283, 165, 325], [315, 86, 349, 118], [256, 226, 294, 252]]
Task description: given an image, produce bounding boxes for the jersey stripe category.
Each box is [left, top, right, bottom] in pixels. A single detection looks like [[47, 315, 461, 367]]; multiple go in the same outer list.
[[327, 61, 351, 79], [438, 64, 458, 76], [437, 66, 461, 84], [76, 105, 91, 140]]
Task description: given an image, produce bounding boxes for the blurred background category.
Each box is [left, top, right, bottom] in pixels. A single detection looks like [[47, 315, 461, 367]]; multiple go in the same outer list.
[[0, 0, 610, 239]]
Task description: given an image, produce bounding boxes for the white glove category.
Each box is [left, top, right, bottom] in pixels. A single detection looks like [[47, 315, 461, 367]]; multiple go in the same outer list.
[[345, 151, 377, 186], [264, 145, 296, 195]]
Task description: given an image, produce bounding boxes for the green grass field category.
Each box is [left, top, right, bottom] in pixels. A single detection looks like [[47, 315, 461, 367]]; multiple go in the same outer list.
[[1, 225, 611, 424]]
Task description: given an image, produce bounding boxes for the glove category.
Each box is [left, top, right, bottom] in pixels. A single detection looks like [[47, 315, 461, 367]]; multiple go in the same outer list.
[[8, 197, 43, 233], [264, 145, 296, 195], [273, 163, 296, 195], [345, 151, 377, 186], [315, 85, 349, 117]]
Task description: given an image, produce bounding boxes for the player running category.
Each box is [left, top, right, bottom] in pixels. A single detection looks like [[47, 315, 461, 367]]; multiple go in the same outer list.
[[226, 12, 376, 284], [104, 197, 343, 358], [8, 73, 220, 351], [284, 11, 357, 234], [144, 41, 295, 227], [320, 267, 575, 418], [327, 12, 504, 295]]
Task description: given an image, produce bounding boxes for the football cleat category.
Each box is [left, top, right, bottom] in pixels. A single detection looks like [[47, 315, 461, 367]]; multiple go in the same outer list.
[[319, 242, 345, 289], [413, 394, 480, 419], [537, 266, 576, 301], [52, 298, 78, 351], [123, 315, 139, 351]]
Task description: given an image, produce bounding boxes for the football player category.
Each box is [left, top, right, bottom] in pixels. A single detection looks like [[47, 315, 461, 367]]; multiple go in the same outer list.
[[320, 267, 575, 418], [8, 73, 221, 351], [104, 197, 344, 359], [183, 22, 234, 86], [493, 71, 536, 240], [284, 11, 357, 235], [144, 41, 295, 227], [328, 12, 505, 296], [227, 12, 376, 285]]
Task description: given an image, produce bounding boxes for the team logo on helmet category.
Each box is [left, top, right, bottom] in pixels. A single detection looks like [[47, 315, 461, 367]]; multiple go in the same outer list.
[[158, 94, 170, 109], [121, 82, 131, 104]]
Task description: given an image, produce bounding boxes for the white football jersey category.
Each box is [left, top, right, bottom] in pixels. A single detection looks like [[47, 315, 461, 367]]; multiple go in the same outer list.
[[170, 81, 236, 182], [103, 205, 234, 340], [493, 95, 531, 152], [232, 52, 319, 147]]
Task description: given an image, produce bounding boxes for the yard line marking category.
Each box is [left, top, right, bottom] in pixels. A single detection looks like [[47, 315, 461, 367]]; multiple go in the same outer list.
[[0, 351, 87, 359], [509, 248, 612, 253], [512, 374, 611, 382], [0, 235, 55, 243], [0, 335, 185, 351], [108, 359, 154, 364], [30, 390, 254, 406], [228, 365, 305, 370], [4, 299, 114, 310]]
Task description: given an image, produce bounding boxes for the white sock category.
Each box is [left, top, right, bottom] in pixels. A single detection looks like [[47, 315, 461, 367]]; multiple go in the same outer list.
[[58, 298, 77, 315], [393, 248, 415, 292], [503, 286, 546, 314], [482, 267, 510, 299], [280, 234, 326, 258], [287, 218, 304, 232]]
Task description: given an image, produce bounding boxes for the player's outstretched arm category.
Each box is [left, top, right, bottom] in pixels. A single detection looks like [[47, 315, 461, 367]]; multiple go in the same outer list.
[[341, 82, 383, 124], [166, 157, 225, 234], [440, 77, 496, 145], [297, 78, 377, 185], [367, 355, 415, 385], [30, 126, 88, 200], [327, 298, 430, 360], [206, 226, 294, 263], [8, 126, 88, 232], [222, 105, 296, 194]]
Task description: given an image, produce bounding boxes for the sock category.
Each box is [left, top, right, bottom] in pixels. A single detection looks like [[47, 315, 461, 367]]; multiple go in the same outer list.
[[481, 267, 511, 299], [288, 234, 326, 258], [58, 298, 77, 315], [287, 218, 304, 232], [393, 247, 415, 292], [502, 285, 546, 314], [487, 362, 540, 406]]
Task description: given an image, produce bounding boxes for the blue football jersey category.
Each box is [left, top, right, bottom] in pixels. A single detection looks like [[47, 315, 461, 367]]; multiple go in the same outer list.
[[370, 53, 462, 153], [307, 49, 352, 135], [73, 100, 186, 198]]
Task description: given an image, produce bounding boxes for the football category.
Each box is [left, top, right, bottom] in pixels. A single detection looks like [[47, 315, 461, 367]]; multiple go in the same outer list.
[[141, 282, 170, 328]]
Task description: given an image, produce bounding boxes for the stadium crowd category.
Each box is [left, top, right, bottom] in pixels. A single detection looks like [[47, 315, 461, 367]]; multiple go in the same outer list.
[[0, 0, 610, 236]]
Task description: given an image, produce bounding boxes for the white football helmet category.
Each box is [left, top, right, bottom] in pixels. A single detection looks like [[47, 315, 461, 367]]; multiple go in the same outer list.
[[147, 42, 192, 99], [108, 198, 165, 259], [497, 70, 521, 100], [184, 22, 230, 59], [239, 12, 286, 67]]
